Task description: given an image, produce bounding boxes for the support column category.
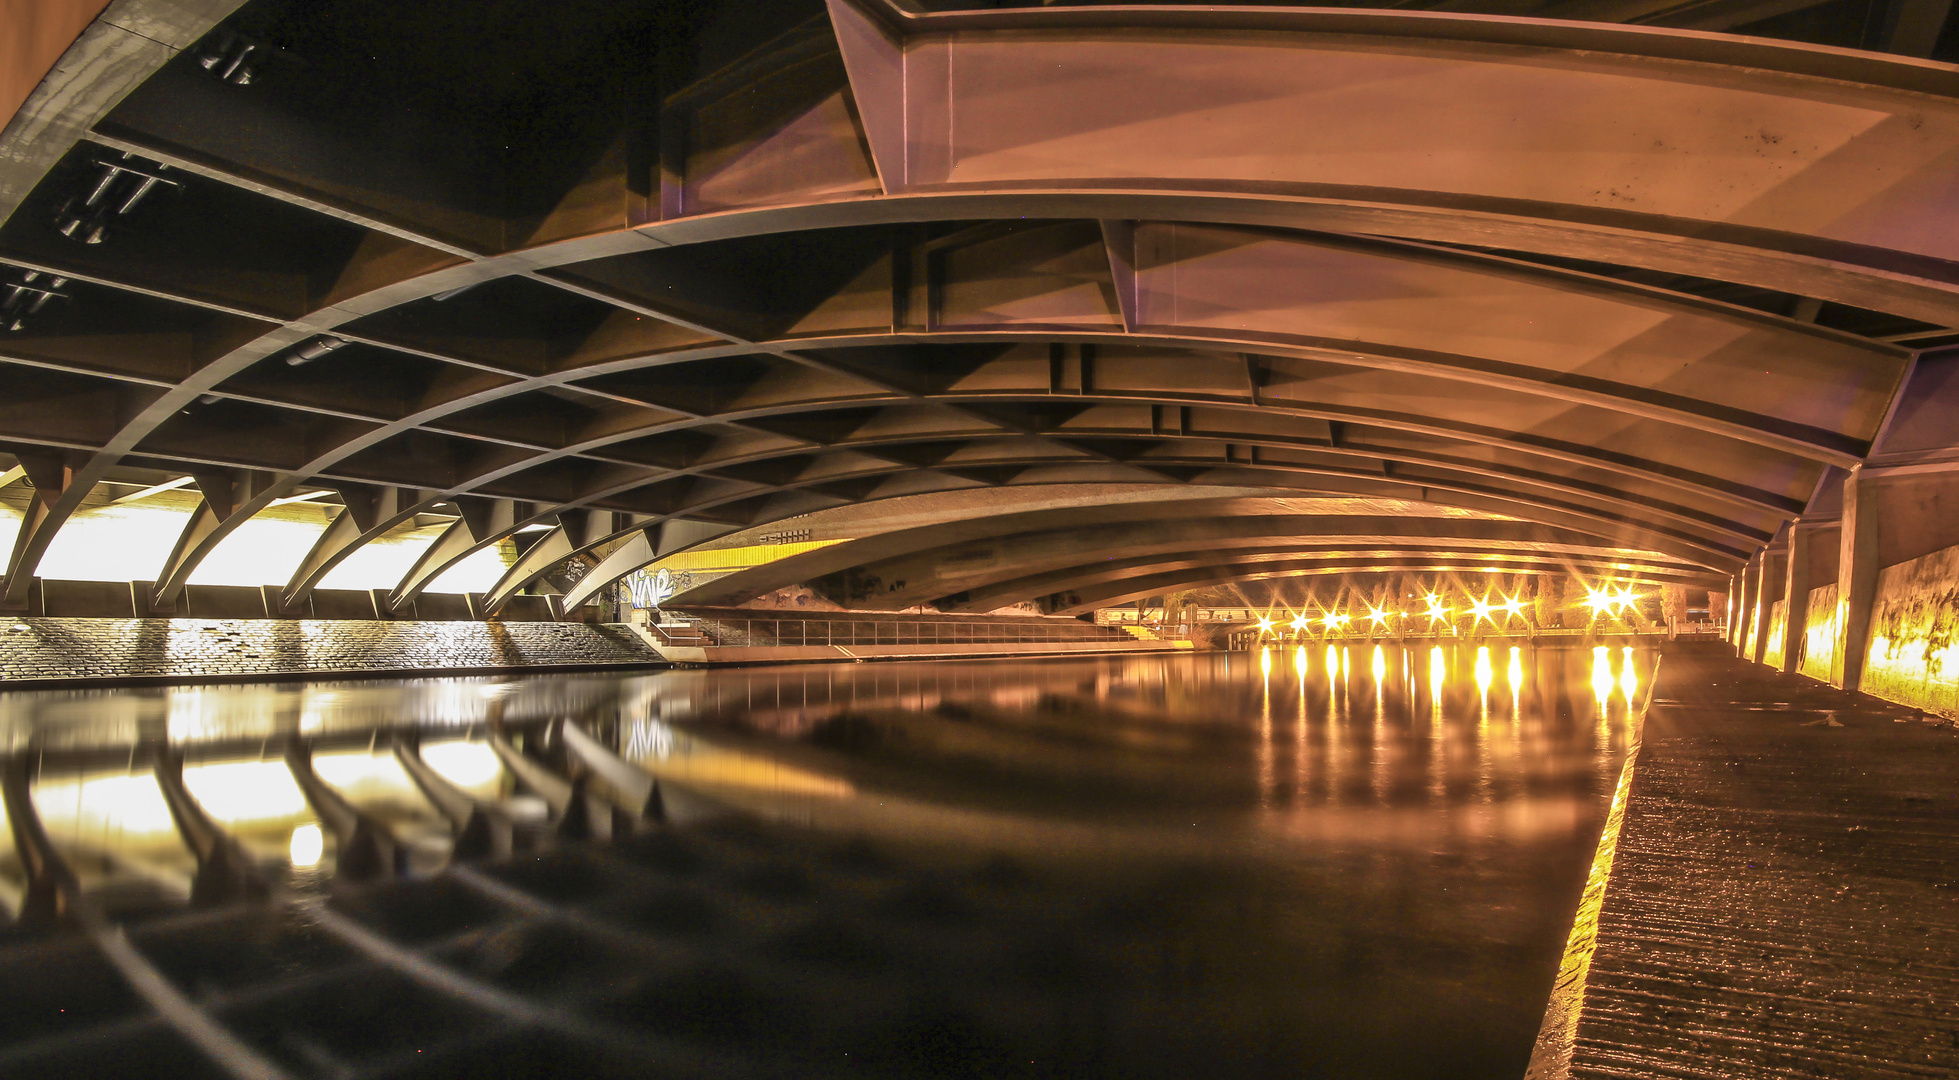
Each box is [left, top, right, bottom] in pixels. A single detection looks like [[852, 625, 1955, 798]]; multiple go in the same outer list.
[[1734, 554, 1761, 657], [1832, 468, 1881, 691], [1781, 525, 1813, 675], [1753, 546, 1786, 666]]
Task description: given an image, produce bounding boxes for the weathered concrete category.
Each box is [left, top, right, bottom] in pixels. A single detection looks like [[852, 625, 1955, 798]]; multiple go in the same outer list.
[[1778, 520, 1837, 675], [1749, 547, 1785, 666], [0, 0, 247, 225], [1834, 469, 1884, 691], [0, 617, 662, 685], [1800, 582, 1838, 684], [1862, 543, 1959, 719], [1564, 653, 1958, 1080], [1763, 598, 1787, 671]]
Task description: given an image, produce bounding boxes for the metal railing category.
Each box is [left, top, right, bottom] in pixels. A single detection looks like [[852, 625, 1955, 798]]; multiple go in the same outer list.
[[685, 616, 1131, 648]]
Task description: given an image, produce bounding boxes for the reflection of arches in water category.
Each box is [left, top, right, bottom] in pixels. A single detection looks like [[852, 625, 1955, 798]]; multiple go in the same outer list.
[[1509, 648, 1524, 746], [1592, 647, 1615, 711], [1371, 646, 1390, 803], [1258, 649, 1275, 809], [1474, 647, 1494, 803], [1297, 646, 1313, 803], [1427, 647, 1448, 802]]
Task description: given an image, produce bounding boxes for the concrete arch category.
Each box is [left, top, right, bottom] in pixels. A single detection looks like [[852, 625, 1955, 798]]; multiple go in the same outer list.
[[1044, 557, 1707, 616], [653, 497, 1709, 612], [1, 0, 1948, 616]]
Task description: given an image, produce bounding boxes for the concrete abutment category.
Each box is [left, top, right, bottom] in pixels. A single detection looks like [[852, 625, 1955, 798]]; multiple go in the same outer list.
[[1732, 464, 1959, 719]]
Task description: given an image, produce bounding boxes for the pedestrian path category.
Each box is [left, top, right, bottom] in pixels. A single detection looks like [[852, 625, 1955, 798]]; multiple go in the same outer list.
[[1555, 652, 1958, 1079]]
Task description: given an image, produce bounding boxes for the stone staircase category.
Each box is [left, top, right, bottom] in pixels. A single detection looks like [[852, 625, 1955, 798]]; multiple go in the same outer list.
[[637, 617, 711, 647]]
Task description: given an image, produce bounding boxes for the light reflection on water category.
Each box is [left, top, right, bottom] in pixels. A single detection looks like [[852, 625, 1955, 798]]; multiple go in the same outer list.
[[0, 648, 1651, 1080]]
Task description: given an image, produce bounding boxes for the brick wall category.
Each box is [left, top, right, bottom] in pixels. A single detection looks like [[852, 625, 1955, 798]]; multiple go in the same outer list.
[[0, 618, 660, 685]]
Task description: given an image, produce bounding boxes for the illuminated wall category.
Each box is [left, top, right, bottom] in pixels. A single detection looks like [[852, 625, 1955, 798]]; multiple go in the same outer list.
[[1800, 583, 1837, 684], [627, 539, 848, 609], [0, 494, 514, 593], [1764, 599, 1787, 670], [1859, 544, 1959, 719]]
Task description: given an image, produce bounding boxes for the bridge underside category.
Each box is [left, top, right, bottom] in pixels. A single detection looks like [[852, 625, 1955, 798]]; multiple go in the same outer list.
[[0, 0, 1956, 660]]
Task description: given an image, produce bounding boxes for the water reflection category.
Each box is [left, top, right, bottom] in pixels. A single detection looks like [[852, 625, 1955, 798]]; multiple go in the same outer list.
[[1593, 646, 1616, 711], [288, 822, 323, 867], [0, 648, 1652, 1080]]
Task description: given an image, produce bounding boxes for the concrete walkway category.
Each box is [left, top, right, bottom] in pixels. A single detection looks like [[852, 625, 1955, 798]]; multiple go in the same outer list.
[[1563, 651, 1959, 1079], [629, 633, 1192, 665]]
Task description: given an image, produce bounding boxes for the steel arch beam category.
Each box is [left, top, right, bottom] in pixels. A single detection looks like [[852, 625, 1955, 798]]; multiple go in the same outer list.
[[554, 447, 1757, 615], [386, 495, 522, 611], [823, 0, 1959, 325], [2, 177, 1879, 594], [1047, 558, 1710, 616], [126, 367, 1785, 620], [1032, 553, 1715, 615], [827, 516, 1706, 610], [6, 3, 1952, 608], [663, 510, 1705, 612], [642, 473, 1734, 612], [944, 549, 1712, 616]]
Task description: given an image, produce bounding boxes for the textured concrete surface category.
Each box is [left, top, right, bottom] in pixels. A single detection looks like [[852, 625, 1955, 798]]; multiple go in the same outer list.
[[1863, 543, 1959, 718], [0, 617, 662, 684], [1801, 583, 1837, 684], [1569, 653, 1959, 1079]]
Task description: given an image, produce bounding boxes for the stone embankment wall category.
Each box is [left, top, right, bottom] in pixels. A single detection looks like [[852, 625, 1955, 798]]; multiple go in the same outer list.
[[1764, 599, 1787, 669], [1859, 545, 1959, 718], [1800, 583, 1837, 684], [0, 618, 661, 685], [1779, 545, 1959, 718]]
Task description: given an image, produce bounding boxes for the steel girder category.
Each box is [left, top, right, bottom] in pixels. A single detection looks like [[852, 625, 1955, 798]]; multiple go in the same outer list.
[[0, 1, 1950, 613]]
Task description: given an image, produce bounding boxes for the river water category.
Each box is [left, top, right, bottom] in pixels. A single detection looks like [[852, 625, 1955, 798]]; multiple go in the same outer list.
[[0, 644, 1645, 1080]]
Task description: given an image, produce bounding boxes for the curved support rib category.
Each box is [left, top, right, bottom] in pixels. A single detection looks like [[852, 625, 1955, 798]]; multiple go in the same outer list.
[[2, 452, 83, 607], [154, 747, 269, 906], [388, 497, 519, 611], [1050, 558, 1697, 615], [480, 509, 623, 616], [558, 518, 738, 612], [0, 755, 82, 927], [152, 470, 278, 606], [486, 731, 574, 817], [283, 743, 404, 883], [560, 721, 665, 824], [484, 730, 621, 841], [280, 485, 404, 610], [482, 524, 572, 617]]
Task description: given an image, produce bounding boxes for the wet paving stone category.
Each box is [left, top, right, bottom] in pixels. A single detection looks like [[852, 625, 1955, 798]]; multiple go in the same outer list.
[[1568, 651, 1959, 1080], [0, 617, 661, 685]]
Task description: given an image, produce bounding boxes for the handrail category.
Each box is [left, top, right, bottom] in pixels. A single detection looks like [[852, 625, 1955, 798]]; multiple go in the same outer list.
[[680, 615, 1135, 648]]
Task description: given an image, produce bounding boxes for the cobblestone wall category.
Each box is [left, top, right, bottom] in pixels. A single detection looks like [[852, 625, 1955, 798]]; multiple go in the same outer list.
[[0, 618, 661, 684]]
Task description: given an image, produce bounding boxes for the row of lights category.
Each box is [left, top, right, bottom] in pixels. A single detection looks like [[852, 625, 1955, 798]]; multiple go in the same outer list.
[[1252, 586, 1646, 634]]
